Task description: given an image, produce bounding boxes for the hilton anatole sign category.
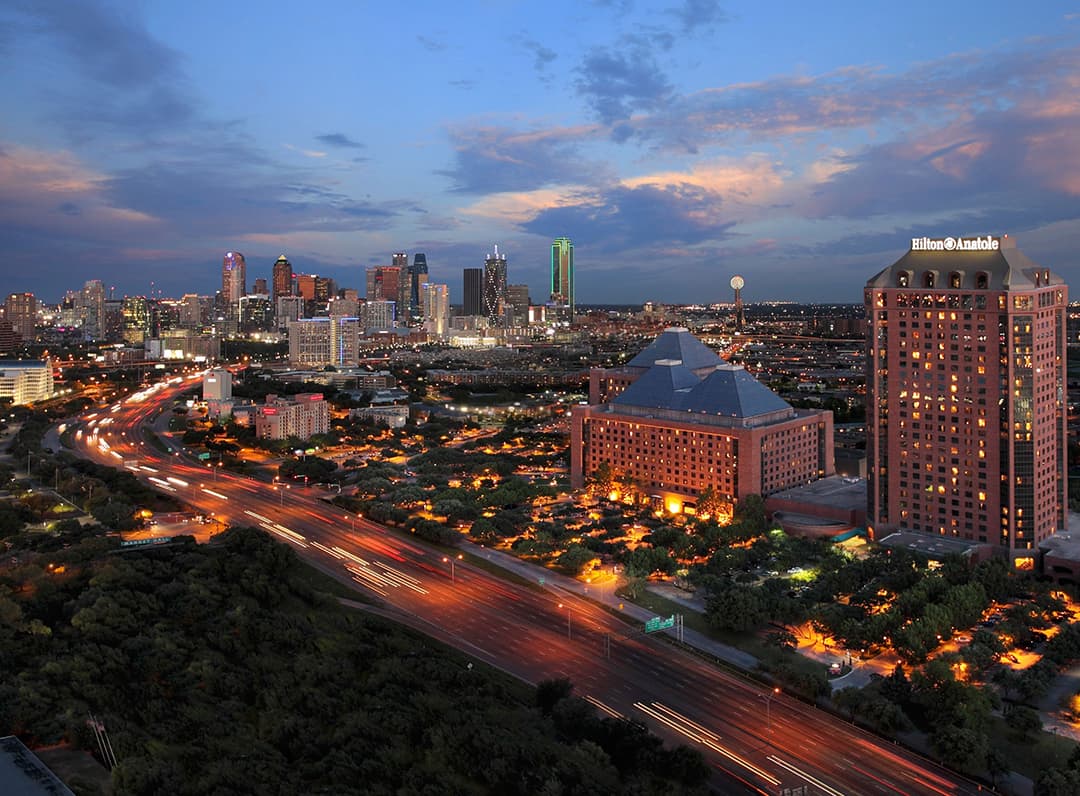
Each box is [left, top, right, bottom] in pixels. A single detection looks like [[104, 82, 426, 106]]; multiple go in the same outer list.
[[910, 235, 1000, 252]]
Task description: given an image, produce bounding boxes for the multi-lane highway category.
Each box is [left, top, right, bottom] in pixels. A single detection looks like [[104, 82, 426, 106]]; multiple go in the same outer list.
[[68, 379, 987, 795]]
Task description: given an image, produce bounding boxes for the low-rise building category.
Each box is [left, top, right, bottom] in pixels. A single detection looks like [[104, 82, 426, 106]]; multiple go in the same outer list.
[[0, 359, 53, 405], [254, 393, 329, 441]]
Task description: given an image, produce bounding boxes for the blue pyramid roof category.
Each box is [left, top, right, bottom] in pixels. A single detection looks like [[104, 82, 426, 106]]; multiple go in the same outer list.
[[613, 359, 700, 410], [681, 364, 791, 418], [626, 327, 722, 372]]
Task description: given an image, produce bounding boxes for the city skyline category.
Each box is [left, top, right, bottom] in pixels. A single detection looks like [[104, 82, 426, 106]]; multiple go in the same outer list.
[[2, 2, 1080, 303]]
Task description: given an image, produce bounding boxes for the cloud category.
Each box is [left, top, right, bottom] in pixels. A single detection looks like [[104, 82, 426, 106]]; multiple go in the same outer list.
[[630, 43, 1080, 154], [416, 34, 446, 52], [5, 2, 194, 139], [575, 38, 674, 125], [668, 0, 728, 34], [522, 37, 557, 73], [521, 181, 735, 251], [0, 144, 159, 230], [439, 124, 605, 194], [315, 133, 366, 149]]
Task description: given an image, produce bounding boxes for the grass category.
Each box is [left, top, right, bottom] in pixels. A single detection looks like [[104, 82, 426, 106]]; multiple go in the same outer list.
[[291, 557, 376, 604], [984, 714, 1078, 781]]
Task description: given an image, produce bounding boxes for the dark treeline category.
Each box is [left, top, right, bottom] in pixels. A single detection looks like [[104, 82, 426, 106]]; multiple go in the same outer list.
[[0, 525, 708, 795]]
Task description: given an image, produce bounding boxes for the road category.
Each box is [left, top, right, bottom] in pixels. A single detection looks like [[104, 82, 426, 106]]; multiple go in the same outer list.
[[65, 379, 988, 796]]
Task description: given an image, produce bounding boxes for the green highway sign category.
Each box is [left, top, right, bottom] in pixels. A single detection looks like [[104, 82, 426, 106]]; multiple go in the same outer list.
[[198, 452, 211, 460], [645, 615, 675, 633]]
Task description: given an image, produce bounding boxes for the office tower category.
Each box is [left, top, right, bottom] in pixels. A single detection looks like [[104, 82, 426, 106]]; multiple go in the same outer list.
[[422, 283, 449, 336], [276, 295, 305, 328], [60, 292, 82, 328], [392, 252, 408, 270], [272, 255, 293, 301], [222, 252, 246, 307], [362, 300, 396, 330], [571, 327, 833, 514], [506, 284, 530, 325], [121, 296, 155, 345], [253, 278, 267, 296], [295, 274, 317, 301], [156, 298, 181, 332], [329, 295, 360, 317], [314, 276, 335, 305], [4, 293, 37, 342], [239, 295, 273, 333], [81, 280, 106, 339], [103, 298, 124, 341], [366, 265, 403, 316], [463, 268, 483, 316], [550, 236, 574, 321], [0, 321, 19, 354], [483, 246, 507, 325], [865, 235, 1067, 567], [179, 294, 202, 328], [408, 253, 428, 326]]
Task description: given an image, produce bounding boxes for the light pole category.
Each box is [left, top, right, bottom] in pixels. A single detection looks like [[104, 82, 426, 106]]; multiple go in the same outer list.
[[558, 602, 572, 639], [761, 687, 780, 733], [443, 553, 462, 583]]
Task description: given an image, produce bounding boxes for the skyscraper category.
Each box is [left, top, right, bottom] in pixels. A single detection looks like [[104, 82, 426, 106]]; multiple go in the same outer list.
[[272, 255, 293, 301], [506, 284, 530, 325], [865, 235, 1068, 567], [4, 293, 36, 342], [408, 253, 428, 326], [222, 252, 246, 308], [81, 280, 105, 340], [462, 268, 483, 316], [483, 245, 507, 325], [422, 283, 449, 336], [366, 265, 403, 320], [550, 237, 574, 321], [392, 252, 410, 318]]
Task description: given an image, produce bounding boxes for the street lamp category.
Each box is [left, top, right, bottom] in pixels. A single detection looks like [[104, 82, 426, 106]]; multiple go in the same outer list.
[[761, 687, 780, 733], [558, 602, 572, 639], [442, 553, 463, 583]]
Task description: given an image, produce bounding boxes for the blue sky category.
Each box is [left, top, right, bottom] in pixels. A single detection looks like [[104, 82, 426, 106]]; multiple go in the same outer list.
[[2, 0, 1080, 305]]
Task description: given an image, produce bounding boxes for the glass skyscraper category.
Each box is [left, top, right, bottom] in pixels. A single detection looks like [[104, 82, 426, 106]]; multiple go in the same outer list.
[[550, 237, 574, 321]]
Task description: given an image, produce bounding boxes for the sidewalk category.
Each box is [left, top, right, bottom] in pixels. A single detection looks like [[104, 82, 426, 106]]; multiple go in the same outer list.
[[461, 540, 758, 670]]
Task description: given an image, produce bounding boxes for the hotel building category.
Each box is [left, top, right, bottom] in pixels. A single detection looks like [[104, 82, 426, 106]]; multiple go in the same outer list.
[[255, 393, 330, 441], [571, 328, 833, 515], [288, 317, 360, 368], [865, 235, 1067, 567]]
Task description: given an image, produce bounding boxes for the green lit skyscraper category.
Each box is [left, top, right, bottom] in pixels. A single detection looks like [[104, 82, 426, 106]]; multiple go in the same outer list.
[[550, 237, 574, 321]]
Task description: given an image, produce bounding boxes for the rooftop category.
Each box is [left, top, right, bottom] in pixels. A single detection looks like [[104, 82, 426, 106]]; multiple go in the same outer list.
[[626, 327, 722, 372], [0, 736, 74, 796], [865, 236, 1063, 291], [878, 531, 990, 560]]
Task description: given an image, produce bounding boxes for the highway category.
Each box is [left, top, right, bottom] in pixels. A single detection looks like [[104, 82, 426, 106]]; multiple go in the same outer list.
[[67, 379, 987, 796]]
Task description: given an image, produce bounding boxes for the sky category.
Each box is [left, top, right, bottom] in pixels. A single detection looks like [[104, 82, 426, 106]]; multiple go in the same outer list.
[[2, 1, 1080, 306]]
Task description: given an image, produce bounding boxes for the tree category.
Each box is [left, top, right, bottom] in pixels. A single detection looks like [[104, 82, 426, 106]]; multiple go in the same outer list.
[[985, 747, 1009, 790], [1005, 705, 1042, 740], [586, 461, 616, 498], [696, 486, 725, 520], [733, 494, 767, 534], [705, 584, 768, 632], [931, 724, 986, 768], [536, 678, 574, 715]]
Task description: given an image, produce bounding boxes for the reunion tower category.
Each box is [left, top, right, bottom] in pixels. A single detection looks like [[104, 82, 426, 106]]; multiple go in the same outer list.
[[730, 274, 745, 330]]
